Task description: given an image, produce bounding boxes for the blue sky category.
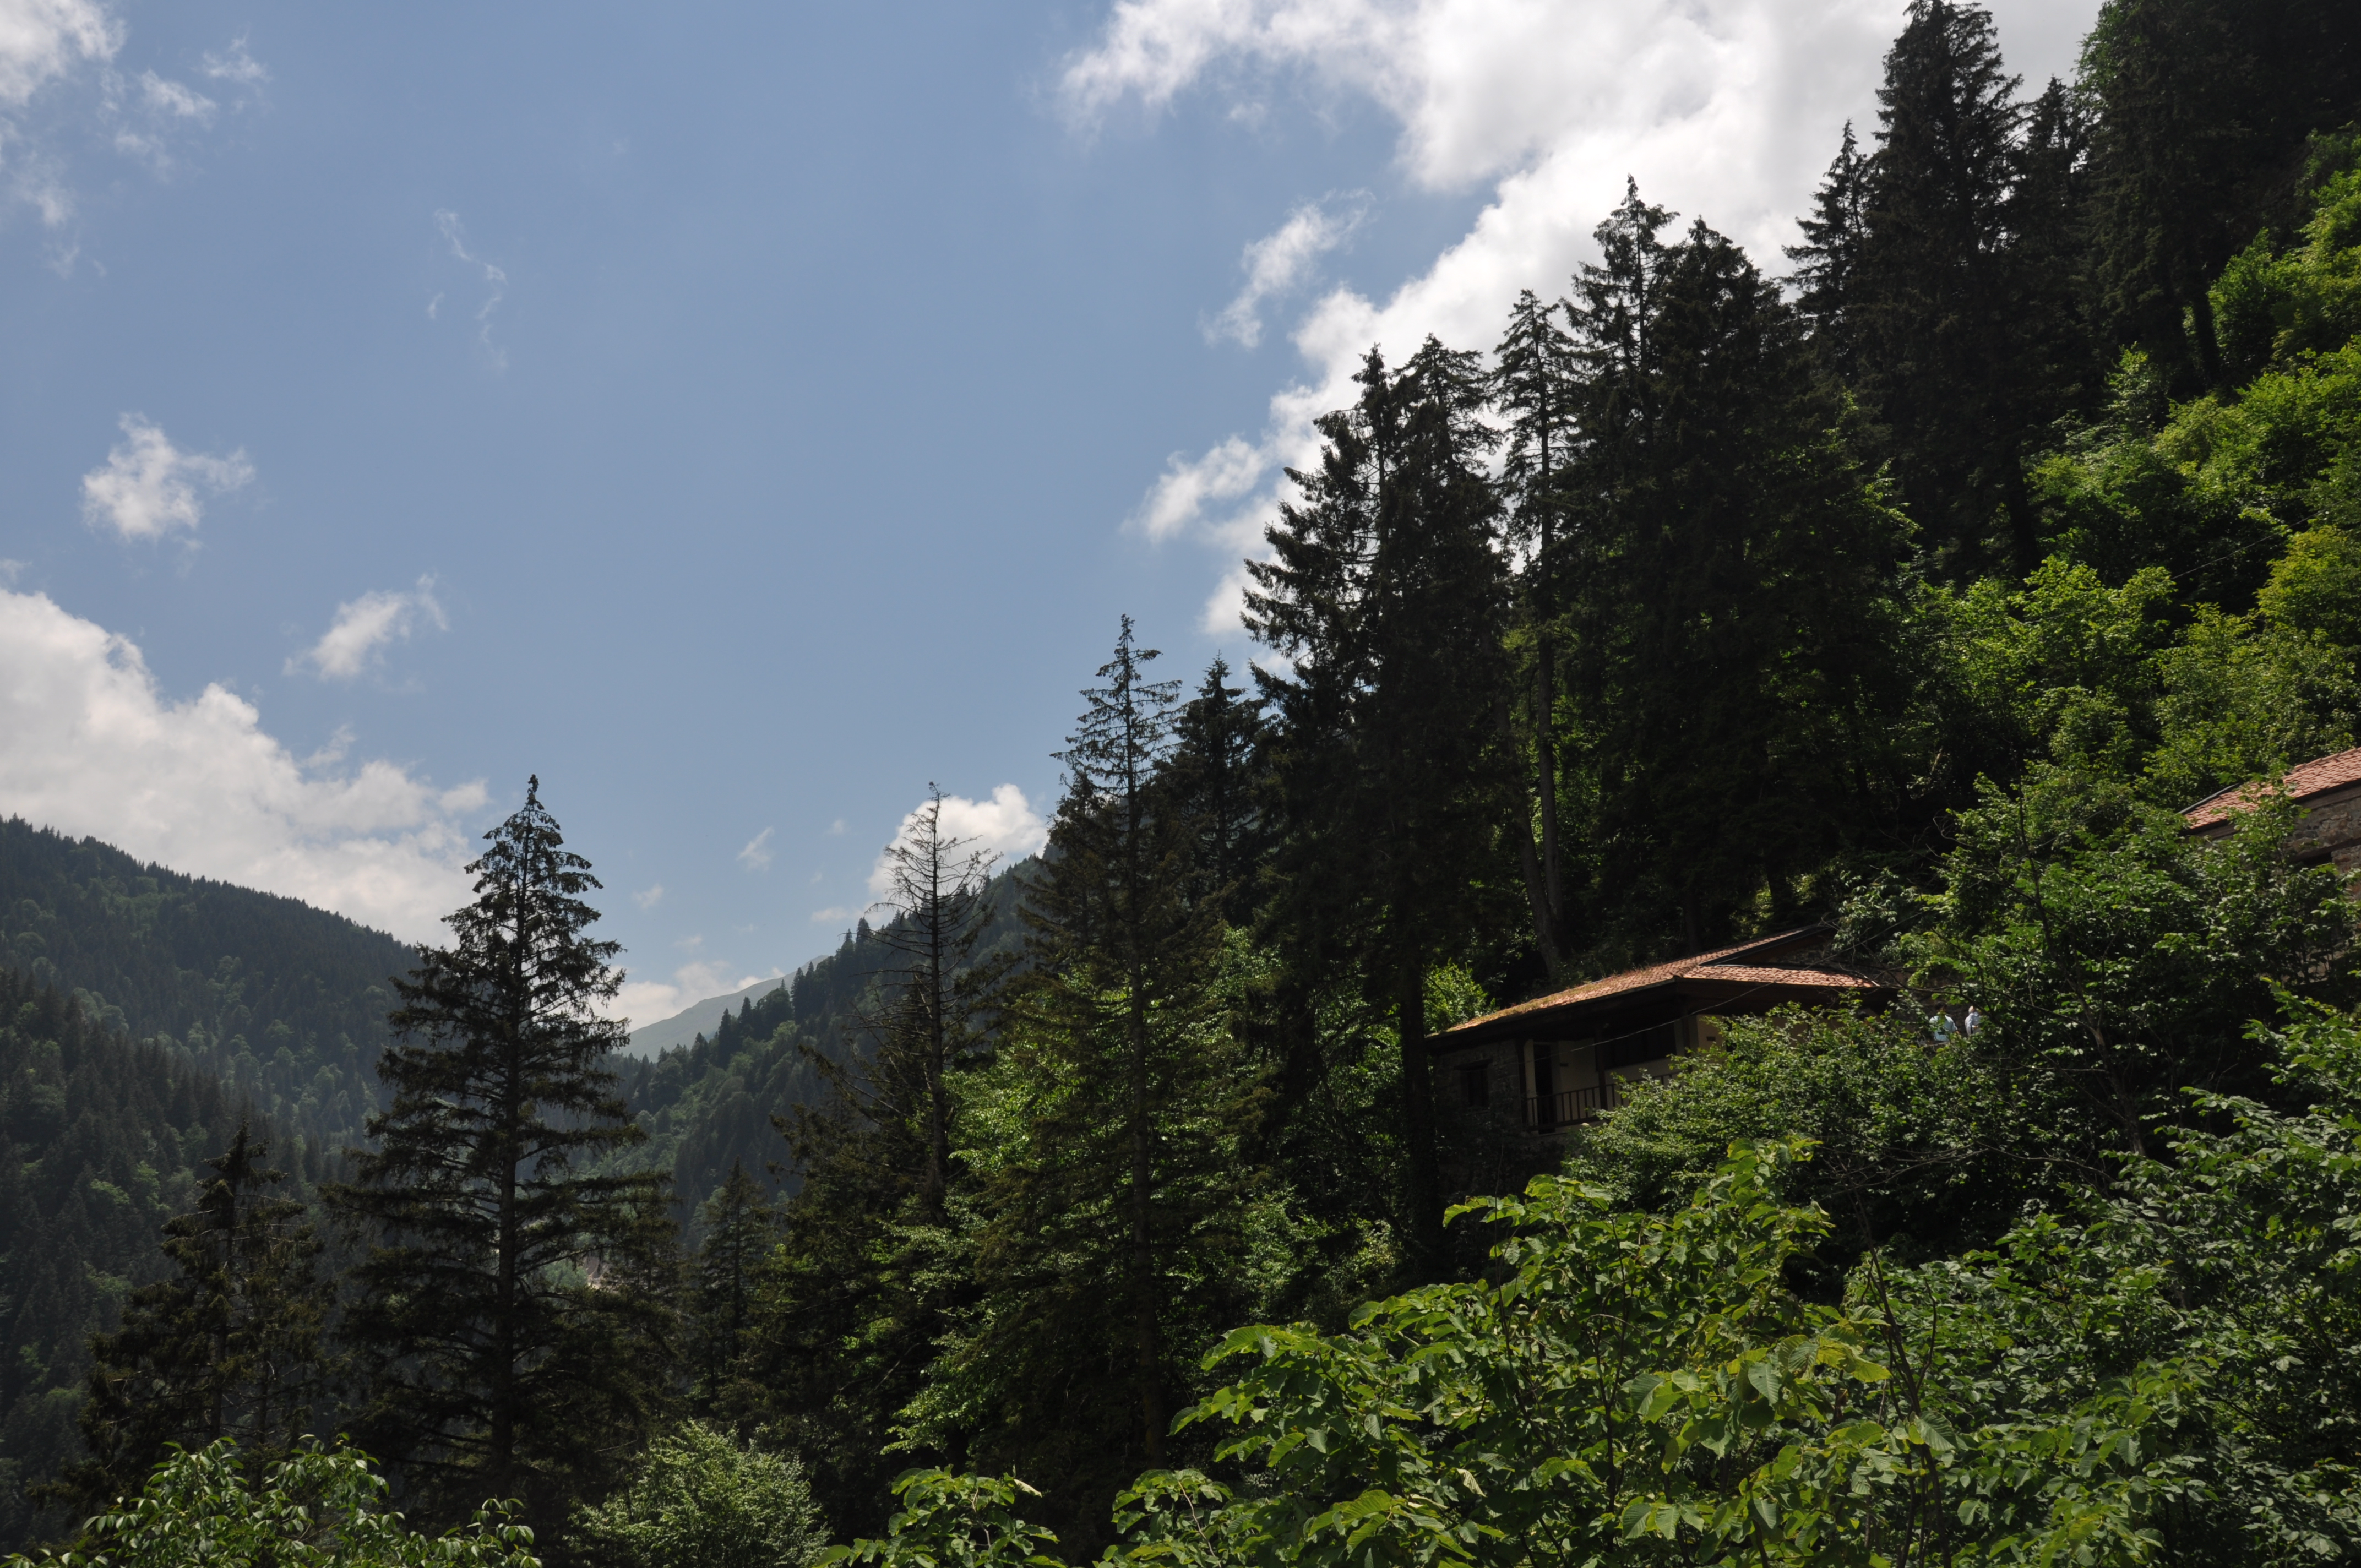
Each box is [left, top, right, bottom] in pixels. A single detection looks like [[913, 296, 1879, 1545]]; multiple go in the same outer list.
[[0, 0, 2093, 1026]]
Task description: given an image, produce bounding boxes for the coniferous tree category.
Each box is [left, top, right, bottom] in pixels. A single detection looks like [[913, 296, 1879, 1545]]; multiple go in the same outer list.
[[1165, 657, 1267, 927], [2082, 0, 2361, 389], [738, 791, 999, 1534], [1249, 340, 1512, 1274], [327, 778, 677, 1531], [1786, 121, 1873, 375], [913, 619, 1256, 1547], [59, 1123, 324, 1515], [1010, 618, 1225, 1461], [690, 1160, 774, 1407], [1853, 0, 2035, 574], [1560, 192, 1917, 958], [1493, 288, 1580, 973]]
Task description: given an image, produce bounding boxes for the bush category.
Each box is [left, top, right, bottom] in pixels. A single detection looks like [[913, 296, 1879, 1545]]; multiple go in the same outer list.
[[570, 1421, 824, 1568]]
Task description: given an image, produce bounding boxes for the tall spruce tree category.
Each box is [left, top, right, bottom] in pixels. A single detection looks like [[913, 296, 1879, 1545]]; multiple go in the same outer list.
[[59, 1123, 324, 1515], [920, 619, 1254, 1548], [1853, 0, 2035, 574], [327, 778, 677, 1531], [1786, 121, 1873, 375], [1560, 194, 1917, 959], [1166, 656, 1267, 927], [1493, 288, 1580, 973], [1248, 340, 1511, 1274], [690, 1159, 774, 1407], [740, 791, 1000, 1535], [1015, 618, 1222, 1461]]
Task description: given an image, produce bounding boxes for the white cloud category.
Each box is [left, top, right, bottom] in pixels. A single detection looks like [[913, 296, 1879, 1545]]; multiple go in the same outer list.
[[808, 905, 855, 926], [433, 209, 509, 368], [738, 826, 775, 870], [827, 817, 846, 836], [633, 883, 665, 909], [289, 576, 447, 680], [608, 960, 782, 1028], [0, 0, 120, 111], [1207, 193, 1368, 347], [199, 36, 267, 88], [80, 413, 253, 542], [1071, 0, 2097, 628], [865, 784, 1046, 902], [0, 587, 485, 941], [134, 68, 211, 121]]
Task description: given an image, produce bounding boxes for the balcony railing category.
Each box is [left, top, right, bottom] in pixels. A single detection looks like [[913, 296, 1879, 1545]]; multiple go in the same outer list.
[[1525, 1083, 1618, 1131]]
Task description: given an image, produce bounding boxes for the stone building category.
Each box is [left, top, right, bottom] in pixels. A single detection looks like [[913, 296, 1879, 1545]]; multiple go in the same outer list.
[[1428, 925, 1884, 1149], [2184, 744, 2361, 872]]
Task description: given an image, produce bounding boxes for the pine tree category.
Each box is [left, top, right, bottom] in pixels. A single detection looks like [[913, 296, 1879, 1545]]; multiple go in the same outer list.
[[917, 619, 1258, 1547], [1560, 199, 1917, 959], [1853, 0, 2034, 574], [1786, 122, 1873, 374], [1017, 617, 1223, 1460], [60, 1123, 324, 1514], [738, 792, 1000, 1534], [1248, 340, 1512, 1274], [1493, 288, 1579, 973], [327, 778, 677, 1530], [1165, 656, 1267, 927], [690, 1159, 774, 1404], [867, 786, 1002, 1219]]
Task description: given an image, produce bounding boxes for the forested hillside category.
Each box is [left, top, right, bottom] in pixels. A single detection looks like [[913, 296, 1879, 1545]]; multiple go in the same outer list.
[[0, 819, 413, 1157], [617, 862, 1033, 1226], [0, 968, 263, 1548], [10, 3, 2361, 1567]]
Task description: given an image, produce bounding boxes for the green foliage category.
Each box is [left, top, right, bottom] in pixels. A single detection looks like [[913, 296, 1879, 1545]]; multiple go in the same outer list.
[[820, 1471, 1059, 1568], [833, 1142, 2231, 1567], [0, 968, 254, 1551], [0, 816, 411, 1158], [59, 1124, 327, 1519], [326, 780, 677, 1532], [570, 1422, 824, 1568], [2, 1438, 537, 1568], [1569, 1008, 2016, 1268]]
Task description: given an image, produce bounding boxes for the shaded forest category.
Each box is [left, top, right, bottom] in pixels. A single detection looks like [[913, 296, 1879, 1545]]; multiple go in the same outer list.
[[9, 1, 2361, 1565]]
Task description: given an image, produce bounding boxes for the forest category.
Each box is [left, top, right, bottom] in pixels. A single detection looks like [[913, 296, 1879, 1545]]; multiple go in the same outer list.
[[6, 0, 2361, 1563]]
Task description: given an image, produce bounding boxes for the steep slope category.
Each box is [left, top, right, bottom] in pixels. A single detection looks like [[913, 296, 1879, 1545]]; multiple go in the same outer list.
[[620, 861, 1034, 1225], [626, 975, 791, 1058], [0, 967, 268, 1551], [0, 819, 416, 1157]]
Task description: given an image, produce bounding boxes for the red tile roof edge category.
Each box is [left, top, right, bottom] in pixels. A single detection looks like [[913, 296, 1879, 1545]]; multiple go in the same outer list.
[[2183, 744, 2361, 829], [1439, 925, 1842, 1036]]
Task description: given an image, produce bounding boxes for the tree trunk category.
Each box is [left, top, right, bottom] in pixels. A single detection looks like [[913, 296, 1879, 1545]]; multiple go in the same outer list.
[[1397, 956, 1444, 1278], [1130, 963, 1164, 1461]]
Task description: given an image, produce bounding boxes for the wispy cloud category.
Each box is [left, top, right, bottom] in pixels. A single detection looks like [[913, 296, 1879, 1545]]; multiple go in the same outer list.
[[199, 36, 268, 89], [1206, 194, 1368, 349], [633, 883, 665, 910], [808, 905, 855, 925], [80, 414, 253, 542], [288, 576, 447, 680], [0, 9, 264, 249], [738, 827, 775, 870], [433, 209, 509, 368]]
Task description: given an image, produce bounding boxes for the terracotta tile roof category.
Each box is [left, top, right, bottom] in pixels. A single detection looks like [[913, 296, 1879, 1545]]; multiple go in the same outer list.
[[2183, 745, 2361, 829], [1688, 964, 1879, 990], [1438, 927, 1865, 1041]]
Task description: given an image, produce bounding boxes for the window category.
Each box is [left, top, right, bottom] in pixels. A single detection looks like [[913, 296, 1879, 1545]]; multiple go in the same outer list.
[[1457, 1062, 1490, 1107]]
